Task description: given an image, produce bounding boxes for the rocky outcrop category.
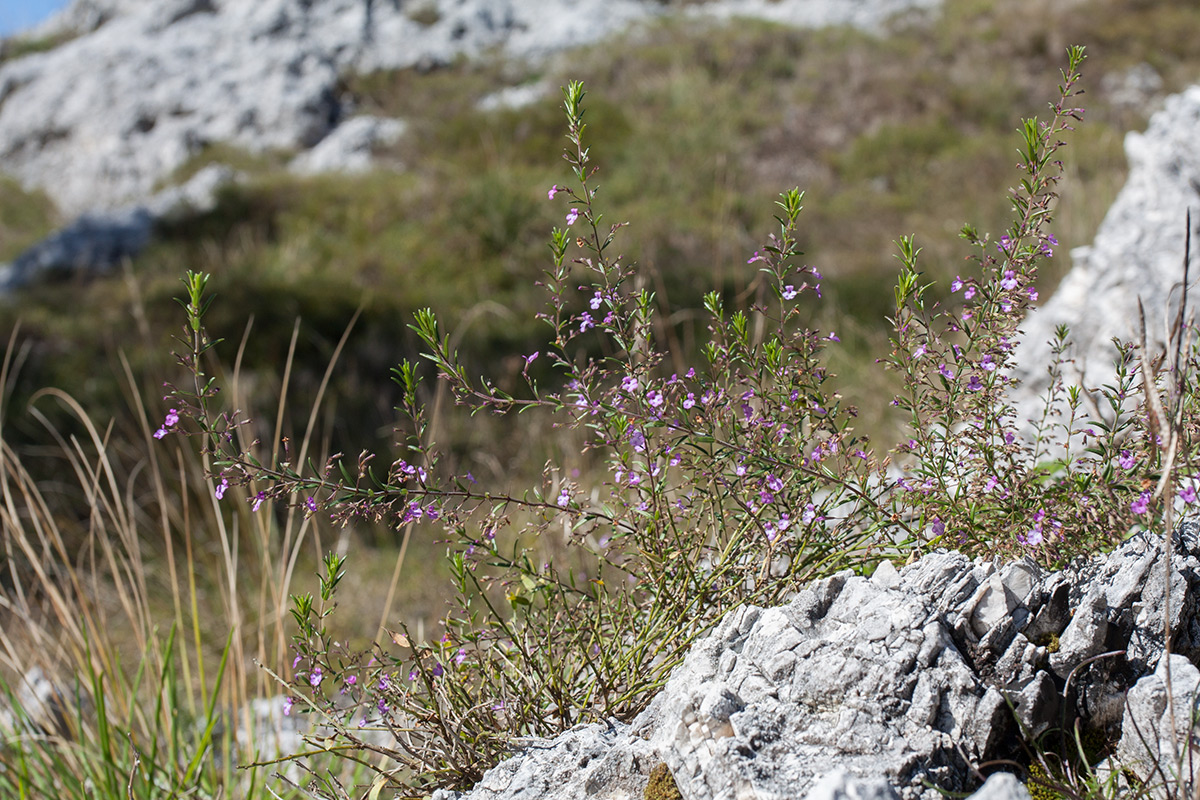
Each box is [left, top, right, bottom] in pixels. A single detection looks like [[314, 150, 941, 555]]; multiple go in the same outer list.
[[0, 0, 941, 217], [0, 0, 942, 293], [433, 518, 1200, 800], [1010, 85, 1200, 428]]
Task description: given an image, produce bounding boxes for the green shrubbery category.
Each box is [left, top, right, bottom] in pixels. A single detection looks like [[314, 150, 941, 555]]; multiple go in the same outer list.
[[144, 47, 1200, 796]]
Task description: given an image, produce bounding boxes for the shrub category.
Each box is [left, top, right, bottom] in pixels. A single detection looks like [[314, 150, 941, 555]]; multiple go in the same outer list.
[[157, 45, 1200, 795]]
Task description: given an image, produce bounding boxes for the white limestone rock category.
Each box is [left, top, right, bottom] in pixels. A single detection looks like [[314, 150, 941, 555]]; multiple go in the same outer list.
[[1010, 86, 1200, 429]]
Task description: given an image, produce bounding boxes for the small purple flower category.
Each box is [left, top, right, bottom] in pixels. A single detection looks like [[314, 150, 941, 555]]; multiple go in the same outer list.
[[214, 478, 229, 501], [1027, 287, 1039, 302], [930, 518, 945, 538], [282, 696, 295, 716], [938, 364, 955, 380], [997, 234, 1012, 254], [647, 390, 664, 408], [589, 290, 603, 310], [964, 286, 977, 300], [346, 675, 357, 686], [682, 392, 695, 410], [579, 312, 595, 333], [1182, 485, 1198, 505], [967, 374, 983, 392], [523, 351, 539, 371], [1000, 270, 1018, 291], [766, 474, 783, 493], [621, 376, 639, 393], [628, 429, 646, 452], [1039, 234, 1057, 257], [826, 331, 840, 342], [1131, 491, 1151, 516], [251, 491, 266, 512], [556, 489, 571, 508], [685, 367, 696, 379], [747, 250, 763, 264], [801, 504, 817, 525], [983, 475, 999, 493], [913, 344, 926, 359], [735, 462, 747, 477], [455, 648, 468, 666], [566, 208, 580, 225], [782, 285, 798, 300], [1119, 450, 1135, 470], [628, 472, 641, 486], [154, 407, 180, 439], [431, 663, 444, 678], [981, 354, 996, 372], [309, 667, 323, 688], [305, 496, 318, 513], [950, 277, 963, 293], [548, 184, 559, 199]]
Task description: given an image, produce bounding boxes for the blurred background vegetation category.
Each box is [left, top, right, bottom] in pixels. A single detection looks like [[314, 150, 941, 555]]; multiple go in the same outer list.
[[0, 3, 1199, 785]]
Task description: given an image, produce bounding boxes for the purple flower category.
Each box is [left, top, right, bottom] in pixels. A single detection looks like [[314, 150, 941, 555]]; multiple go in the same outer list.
[[1027, 287, 1039, 302], [782, 285, 797, 300], [967, 374, 983, 392], [282, 696, 295, 716], [455, 648, 468, 666], [589, 290, 603, 310], [305, 496, 318, 513], [566, 208, 580, 225], [938, 364, 955, 380], [766, 474, 783, 493], [548, 184, 559, 199], [747, 250, 763, 264], [1182, 485, 1198, 505], [579, 312, 595, 333], [309, 667, 323, 688], [1119, 450, 1135, 471], [685, 367, 696, 379], [682, 392, 696, 410], [628, 429, 646, 452], [251, 491, 266, 512], [556, 489, 571, 508], [950, 277, 963, 293], [1131, 491, 1151, 516], [1000, 270, 1018, 291], [930, 518, 945, 538], [647, 390, 664, 408], [154, 407, 180, 439], [964, 286, 977, 300], [801, 504, 817, 525], [522, 351, 539, 371], [997, 234, 1012, 254], [346, 675, 357, 686], [825, 331, 840, 342], [735, 462, 747, 477], [214, 478, 229, 501], [913, 344, 926, 359], [628, 472, 641, 486], [431, 663, 444, 678], [621, 376, 639, 393]]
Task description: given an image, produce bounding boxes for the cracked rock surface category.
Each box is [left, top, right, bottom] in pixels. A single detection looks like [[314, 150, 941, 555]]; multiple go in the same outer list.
[[435, 518, 1200, 800]]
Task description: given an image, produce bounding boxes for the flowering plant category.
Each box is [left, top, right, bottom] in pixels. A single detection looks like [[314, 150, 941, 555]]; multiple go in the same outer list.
[[156, 46, 1200, 794]]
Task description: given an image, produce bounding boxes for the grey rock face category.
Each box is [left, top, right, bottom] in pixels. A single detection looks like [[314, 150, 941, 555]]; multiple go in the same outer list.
[[0, 0, 942, 219], [439, 519, 1200, 800], [0, 163, 235, 293], [1115, 654, 1200, 799], [1010, 85, 1200, 428], [288, 115, 406, 176]]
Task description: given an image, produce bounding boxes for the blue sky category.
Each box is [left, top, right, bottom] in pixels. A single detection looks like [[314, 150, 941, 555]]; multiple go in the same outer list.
[[0, 0, 69, 38]]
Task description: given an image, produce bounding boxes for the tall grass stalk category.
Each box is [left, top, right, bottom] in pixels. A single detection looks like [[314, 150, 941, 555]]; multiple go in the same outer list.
[[0, 318, 390, 798]]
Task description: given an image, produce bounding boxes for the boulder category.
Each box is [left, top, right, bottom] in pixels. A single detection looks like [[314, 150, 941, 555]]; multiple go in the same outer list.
[[433, 518, 1200, 800], [1010, 85, 1200, 429]]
